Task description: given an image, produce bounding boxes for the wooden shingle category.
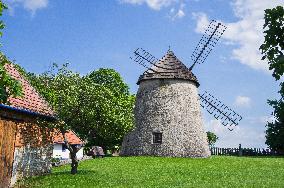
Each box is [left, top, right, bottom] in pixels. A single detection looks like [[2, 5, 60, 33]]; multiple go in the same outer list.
[[137, 50, 200, 86]]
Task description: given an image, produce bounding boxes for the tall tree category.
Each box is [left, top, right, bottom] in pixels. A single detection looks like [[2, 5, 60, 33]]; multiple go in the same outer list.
[[20, 64, 135, 174], [87, 68, 135, 150], [0, 1, 22, 104], [260, 6, 284, 153], [20, 63, 83, 174], [88, 68, 130, 96]]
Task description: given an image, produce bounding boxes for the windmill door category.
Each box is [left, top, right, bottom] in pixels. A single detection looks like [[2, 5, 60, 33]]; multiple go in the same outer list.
[[0, 119, 17, 188]]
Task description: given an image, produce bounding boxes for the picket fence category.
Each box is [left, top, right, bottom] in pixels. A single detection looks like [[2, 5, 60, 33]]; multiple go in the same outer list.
[[210, 144, 279, 156]]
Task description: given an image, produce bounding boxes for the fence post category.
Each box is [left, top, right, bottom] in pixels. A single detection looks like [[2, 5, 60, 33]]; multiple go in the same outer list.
[[238, 144, 242, 157]]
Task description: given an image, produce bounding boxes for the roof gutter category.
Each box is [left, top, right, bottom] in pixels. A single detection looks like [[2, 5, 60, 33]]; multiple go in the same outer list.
[[0, 104, 57, 121]]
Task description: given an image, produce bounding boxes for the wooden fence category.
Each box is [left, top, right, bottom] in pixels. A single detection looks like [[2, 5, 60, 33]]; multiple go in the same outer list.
[[210, 144, 280, 156]]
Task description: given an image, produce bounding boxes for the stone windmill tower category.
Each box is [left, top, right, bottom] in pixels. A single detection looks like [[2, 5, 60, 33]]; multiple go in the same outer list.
[[121, 20, 242, 158]]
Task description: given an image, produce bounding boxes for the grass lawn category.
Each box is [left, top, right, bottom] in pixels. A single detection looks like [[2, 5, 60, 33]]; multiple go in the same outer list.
[[16, 156, 284, 188]]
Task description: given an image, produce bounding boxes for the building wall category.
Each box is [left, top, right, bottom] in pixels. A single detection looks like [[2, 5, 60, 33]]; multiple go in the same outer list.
[[10, 145, 53, 186], [121, 79, 210, 158], [53, 143, 84, 159], [0, 110, 54, 187], [77, 147, 84, 159]]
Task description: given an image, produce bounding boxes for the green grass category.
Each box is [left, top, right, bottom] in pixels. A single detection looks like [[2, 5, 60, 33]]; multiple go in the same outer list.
[[16, 156, 284, 188]]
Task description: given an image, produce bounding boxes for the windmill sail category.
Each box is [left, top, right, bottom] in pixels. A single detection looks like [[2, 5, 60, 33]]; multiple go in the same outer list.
[[199, 91, 242, 131], [130, 48, 160, 73], [189, 20, 227, 70]]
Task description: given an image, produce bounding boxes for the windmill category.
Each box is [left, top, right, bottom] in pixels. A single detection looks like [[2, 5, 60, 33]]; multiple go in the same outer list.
[[120, 20, 242, 158]]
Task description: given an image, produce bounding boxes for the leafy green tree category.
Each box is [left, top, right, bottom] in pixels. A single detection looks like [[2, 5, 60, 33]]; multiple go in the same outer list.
[[87, 68, 135, 150], [0, 1, 22, 104], [206, 131, 218, 147], [0, 0, 7, 38], [19, 64, 82, 174], [88, 68, 130, 96], [260, 6, 284, 80], [21, 64, 135, 174], [260, 6, 284, 153]]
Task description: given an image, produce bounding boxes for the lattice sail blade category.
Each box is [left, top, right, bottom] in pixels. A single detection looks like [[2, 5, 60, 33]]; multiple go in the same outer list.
[[199, 91, 242, 131], [189, 20, 227, 70], [130, 48, 160, 73]]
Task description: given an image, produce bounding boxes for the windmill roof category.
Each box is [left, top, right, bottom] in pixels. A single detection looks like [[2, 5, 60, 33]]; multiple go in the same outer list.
[[3, 63, 55, 117], [137, 50, 199, 86]]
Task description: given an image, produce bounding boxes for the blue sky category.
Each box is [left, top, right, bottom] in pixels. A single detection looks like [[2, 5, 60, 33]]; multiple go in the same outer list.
[[2, 0, 284, 148]]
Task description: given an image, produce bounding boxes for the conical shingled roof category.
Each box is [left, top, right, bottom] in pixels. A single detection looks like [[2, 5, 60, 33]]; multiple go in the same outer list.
[[137, 50, 199, 86]]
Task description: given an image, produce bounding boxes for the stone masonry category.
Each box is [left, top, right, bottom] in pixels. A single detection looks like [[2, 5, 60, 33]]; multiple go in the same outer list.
[[10, 145, 52, 186], [120, 50, 210, 158], [121, 79, 210, 157]]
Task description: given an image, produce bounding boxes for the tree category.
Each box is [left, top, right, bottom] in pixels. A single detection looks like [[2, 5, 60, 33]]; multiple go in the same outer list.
[[0, 1, 22, 104], [260, 6, 284, 153], [20, 64, 135, 174], [260, 6, 284, 80], [20, 63, 83, 174], [86, 68, 135, 150], [0, 0, 7, 38], [88, 68, 130, 96], [206, 131, 218, 147]]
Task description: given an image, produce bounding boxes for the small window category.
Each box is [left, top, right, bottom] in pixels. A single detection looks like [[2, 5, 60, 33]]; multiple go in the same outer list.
[[153, 132, 162, 144]]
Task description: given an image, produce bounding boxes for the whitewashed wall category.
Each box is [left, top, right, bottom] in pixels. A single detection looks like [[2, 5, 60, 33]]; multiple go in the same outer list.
[[52, 144, 84, 159], [11, 145, 52, 186]]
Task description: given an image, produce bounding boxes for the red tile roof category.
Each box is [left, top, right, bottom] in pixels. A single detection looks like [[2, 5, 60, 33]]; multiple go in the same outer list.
[[4, 63, 55, 117], [53, 130, 83, 145]]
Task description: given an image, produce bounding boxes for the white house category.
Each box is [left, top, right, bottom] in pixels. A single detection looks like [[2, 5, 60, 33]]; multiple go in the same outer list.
[[53, 130, 84, 160]]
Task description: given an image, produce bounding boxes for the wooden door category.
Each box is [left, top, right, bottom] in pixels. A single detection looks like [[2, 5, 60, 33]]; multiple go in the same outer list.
[[0, 119, 17, 188]]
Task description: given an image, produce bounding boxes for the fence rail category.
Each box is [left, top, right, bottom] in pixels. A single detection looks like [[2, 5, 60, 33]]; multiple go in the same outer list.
[[210, 145, 280, 156]]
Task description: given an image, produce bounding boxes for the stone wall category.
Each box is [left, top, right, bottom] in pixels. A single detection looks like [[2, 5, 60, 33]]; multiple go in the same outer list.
[[121, 79, 210, 158], [10, 145, 53, 186]]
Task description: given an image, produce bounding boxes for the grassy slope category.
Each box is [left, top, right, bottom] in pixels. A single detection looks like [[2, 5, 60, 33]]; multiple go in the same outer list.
[[16, 156, 284, 188]]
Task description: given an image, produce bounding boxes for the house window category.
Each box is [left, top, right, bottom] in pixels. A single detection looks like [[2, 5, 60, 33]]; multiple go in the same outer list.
[[153, 132, 162, 144], [62, 144, 67, 152]]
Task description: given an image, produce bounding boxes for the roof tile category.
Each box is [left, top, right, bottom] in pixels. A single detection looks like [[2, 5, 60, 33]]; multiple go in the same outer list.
[[53, 130, 83, 145], [4, 63, 55, 116]]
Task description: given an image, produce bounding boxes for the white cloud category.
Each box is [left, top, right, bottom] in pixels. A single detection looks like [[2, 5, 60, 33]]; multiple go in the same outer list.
[[192, 12, 209, 33], [192, 0, 284, 73], [176, 9, 185, 18], [5, 0, 48, 15], [120, 0, 177, 10], [234, 95, 251, 108], [169, 2, 185, 20], [204, 119, 266, 148], [205, 119, 227, 135], [247, 115, 275, 124], [120, 0, 188, 21]]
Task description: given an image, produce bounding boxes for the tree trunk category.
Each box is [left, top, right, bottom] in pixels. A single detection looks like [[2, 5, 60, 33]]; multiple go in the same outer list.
[[59, 128, 80, 175], [70, 146, 79, 174], [70, 155, 78, 174]]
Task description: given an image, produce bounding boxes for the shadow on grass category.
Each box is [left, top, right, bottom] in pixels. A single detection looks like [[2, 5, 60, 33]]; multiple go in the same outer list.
[[51, 169, 96, 176], [15, 170, 96, 188], [23, 169, 96, 181]]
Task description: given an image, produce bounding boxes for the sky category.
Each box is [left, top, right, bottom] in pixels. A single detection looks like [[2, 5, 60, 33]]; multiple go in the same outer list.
[[2, 0, 284, 148]]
